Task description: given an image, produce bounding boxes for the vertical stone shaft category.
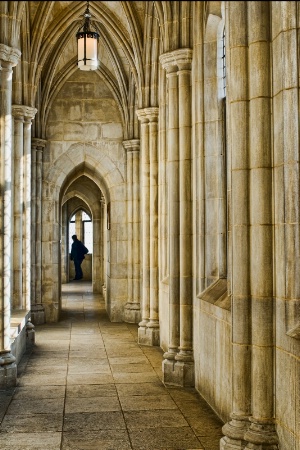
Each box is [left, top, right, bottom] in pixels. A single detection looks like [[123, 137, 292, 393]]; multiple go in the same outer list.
[[0, 45, 20, 378], [136, 112, 150, 329], [23, 111, 37, 311], [0, 61, 14, 353], [31, 143, 37, 306], [35, 142, 46, 308], [126, 144, 133, 304], [221, 2, 251, 447], [147, 109, 159, 333], [132, 145, 140, 307], [245, 3, 278, 447], [166, 66, 180, 357], [12, 108, 24, 310], [124, 139, 141, 323], [177, 58, 193, 359]]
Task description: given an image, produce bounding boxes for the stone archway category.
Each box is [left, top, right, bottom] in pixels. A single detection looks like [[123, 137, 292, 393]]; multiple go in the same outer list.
[[40, 143, 127, 323]]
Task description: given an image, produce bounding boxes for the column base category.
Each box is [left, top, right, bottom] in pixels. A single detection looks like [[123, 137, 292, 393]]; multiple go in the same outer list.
[[221, 416, 250, 449], [244, 419, 279, 449], [26, 320, 35, 346], [31, 304, 45, 325], [138, 322, 160, 346], [124, 302, 141, 323], [0, 353, 17, 388], [220, 436, 247, 450], [162, 358, 195, 387]]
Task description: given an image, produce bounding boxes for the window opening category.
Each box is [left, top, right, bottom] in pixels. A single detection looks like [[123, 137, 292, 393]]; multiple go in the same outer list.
[[68, 210, 93, 253]]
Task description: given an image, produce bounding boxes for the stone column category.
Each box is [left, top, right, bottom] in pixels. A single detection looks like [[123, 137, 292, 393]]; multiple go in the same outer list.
[[146, 108, 160, 345], [11, 106, 25, 310], [244, 3, 278, 448], [124, 139, 141, 323], [0, 44, 21, 387], [175, 51, 194, 384], [160, 49, 194, 386], [159, 61, 180, 366], [136, 110, 151, 340], [31, 142, 37, 304], [23, 109, 37, 312], [31, 139, 47, 325], [221, 2, 252, 448]]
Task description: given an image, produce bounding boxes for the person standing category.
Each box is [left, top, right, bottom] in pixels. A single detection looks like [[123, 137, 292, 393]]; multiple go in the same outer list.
[[70, 234, 88, 280]]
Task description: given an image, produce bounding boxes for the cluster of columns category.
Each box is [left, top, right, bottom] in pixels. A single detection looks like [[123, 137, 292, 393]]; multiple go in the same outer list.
[[0, 43, 37, 387], [159, 49, 194, 386], [124, 139, 141, 323], [136, 109, 160, 345], [221, 2, 278, 449]]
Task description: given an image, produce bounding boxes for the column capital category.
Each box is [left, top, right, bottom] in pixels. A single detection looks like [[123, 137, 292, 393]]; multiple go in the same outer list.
[[159, 48, 193, 71], [136, 108, 148, 123], [32, 138, 47, 149], [144, 107, 159, 122], [0, 44, 21, 67], [123, 139, 140, 152], [12, 105, 37, 120]]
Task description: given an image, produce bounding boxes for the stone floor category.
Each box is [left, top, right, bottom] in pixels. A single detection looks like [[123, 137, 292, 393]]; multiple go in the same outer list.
[[0, 282, 224, 450]]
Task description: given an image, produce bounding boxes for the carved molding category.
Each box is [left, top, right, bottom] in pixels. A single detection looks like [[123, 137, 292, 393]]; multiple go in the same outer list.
[[32, 137, 47, 149], [0, 43, 21, 66], [12, 104, 37, 120], [123, 139, 140, 152], [159, 48, 193, 71], [136, 107, 159, 122]]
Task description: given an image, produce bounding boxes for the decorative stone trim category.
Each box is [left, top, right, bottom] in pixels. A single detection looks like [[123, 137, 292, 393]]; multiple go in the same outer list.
[[159, 48, 193, 71], [32, 138, 47, 149], [12, 105, 37, 120], [123, 139, 140, 152], [0, 44, 21, 66]]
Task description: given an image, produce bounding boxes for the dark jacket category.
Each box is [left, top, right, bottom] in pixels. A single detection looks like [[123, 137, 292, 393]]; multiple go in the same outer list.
[[71, 239, 88, 261]]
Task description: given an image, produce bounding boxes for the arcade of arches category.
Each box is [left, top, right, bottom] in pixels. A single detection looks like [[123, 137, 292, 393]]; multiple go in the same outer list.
[[0, 2, 299, 449]]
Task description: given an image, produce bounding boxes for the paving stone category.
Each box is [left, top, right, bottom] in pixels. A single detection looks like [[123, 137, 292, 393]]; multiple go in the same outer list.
[[62, 430, 131, 450], [0, 432, 62, 449], [129, 426, 203, 449], [124, 409, 189, 429], [0, 413, 63, 432], [66, 383, 117, 398], [119, 394, 177, 411], [63, 411, 126, 431], [65, 395, 121, 413]]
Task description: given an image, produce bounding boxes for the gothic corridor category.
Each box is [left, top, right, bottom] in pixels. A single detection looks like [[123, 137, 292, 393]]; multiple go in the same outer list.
[[0, 282, 223, 449], [0, 2, 300, 450]]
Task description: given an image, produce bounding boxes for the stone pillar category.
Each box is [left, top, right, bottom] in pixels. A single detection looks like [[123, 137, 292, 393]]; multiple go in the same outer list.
[[175, 52, 194, 384], [0, 44, 21, 387], [11, 106, 25, 310], [146, 108, 160, 345], [31, 141, 37, 303], [31, 139, 47, 325], [136, 108, 160, 345], [221, 2, 251, 448], [136, 110, 151, 340], [159, 62, 180, 365], [160, 49, 194, 386], [244, 3, 278, 448], [23, 109, 37, 312], [100, 195, 107, 297], [124, 139, 141, 323]]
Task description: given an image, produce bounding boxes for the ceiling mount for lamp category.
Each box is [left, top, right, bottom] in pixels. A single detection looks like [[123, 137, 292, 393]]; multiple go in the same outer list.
[[76, 1, 99, 71]]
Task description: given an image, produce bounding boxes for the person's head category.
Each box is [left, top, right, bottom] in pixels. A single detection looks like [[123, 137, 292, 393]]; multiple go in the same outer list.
[[72, 235, 78, 241]]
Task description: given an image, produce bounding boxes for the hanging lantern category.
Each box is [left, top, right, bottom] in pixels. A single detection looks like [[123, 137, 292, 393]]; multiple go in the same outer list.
[[76, 1, 99, 71]]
